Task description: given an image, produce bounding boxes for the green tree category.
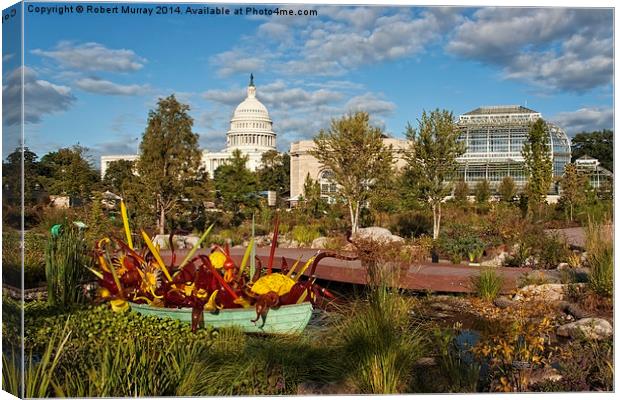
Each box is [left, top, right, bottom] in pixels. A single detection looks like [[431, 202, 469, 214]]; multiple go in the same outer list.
[[300, 173, 326, 218], [136, 95, 204, 234], [405, 109, 465, 239], [103, 159, 137, 196], [453, 180, 469, 206], [214, 149, 258, 218], [474, 179, 491, 205], [256, 150, 290, 206], [560, 163, 589, 222], [522, 118, 552, 215], [39, 145, 99, 200], [571, 130, 613, 172], [2, 147, 44, 206], [498, 176, 516, 203], [310, 112, 394, 233]]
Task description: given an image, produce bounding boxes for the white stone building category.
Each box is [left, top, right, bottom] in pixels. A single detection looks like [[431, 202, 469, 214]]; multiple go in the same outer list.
[[100, 75, 277, 179], [202, 74, 277, 177]]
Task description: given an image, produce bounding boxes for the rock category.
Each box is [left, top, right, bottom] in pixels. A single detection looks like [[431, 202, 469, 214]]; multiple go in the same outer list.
[[529, 367, 563, 386], [556, 318, 613, 340], [557, 262, 570, 271], [153, 234, 186, 250], [555, 301, 590, 319], [311, 236, 329, 249], [430, 302, 454, 312], [184, 235, 200, 248], [415, 357, 437, 367], [481, 251, 509, 267], [513, 283, 586, 302], [353, 227, 404, 243], [494, 296, 515, 309]]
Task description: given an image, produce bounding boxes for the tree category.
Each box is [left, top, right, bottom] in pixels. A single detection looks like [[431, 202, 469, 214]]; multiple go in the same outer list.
[[405, 109, 465, 239], [136, 95, 204, 234], [103, 159, 137, 196], [256, 150, 290, 206], [300, 173, 326, 218], [498, 176, 516, 203], [39, 145, 99, 200], [453, 180, 469, 206], [474, 180, 491, 205], [522, 118, 552, 214], [214, 149, 258, 218], [309, 112, 394, 233], [560, 163, 589, 222], [2, 147, 44, 206], [571, 130, 613, 172]]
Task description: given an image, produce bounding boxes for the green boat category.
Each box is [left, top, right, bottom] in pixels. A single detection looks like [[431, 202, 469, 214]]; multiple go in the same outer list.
[[129, 302, 313, 334]]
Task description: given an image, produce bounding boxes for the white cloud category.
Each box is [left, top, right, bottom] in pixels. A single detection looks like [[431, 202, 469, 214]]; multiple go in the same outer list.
[[75, 77, 151, 96], [345, 92, 396, 116], [209, 50, 267, 77], [551, 107, 613, 135], [32, 41, 146, 72], [447, 8, 613, 92], [3, 53, 14, 63], [2, 66, 75, 126]]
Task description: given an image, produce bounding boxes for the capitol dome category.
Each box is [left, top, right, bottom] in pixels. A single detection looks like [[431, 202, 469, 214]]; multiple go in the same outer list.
[[226, 74, 276, 151]]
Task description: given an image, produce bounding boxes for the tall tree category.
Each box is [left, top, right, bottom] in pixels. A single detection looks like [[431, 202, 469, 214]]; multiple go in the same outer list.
[[571, 130, 613, 172], [39, 145, 99, 200], [256, 150, 290, 205], [560, 163, 589, 222], [300, 173, 326, 218], [2, 147, 44, 206], [498, 176, 516, 203], [405, 109, 465, 239], [136, 95, 203, 234], [214, 149, 258, 216], [522, 118, 552, 214], [309, 112, 394, 233]]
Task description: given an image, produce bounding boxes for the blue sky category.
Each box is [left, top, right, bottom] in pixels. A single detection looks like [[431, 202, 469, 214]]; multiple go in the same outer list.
[[1, 2, 614, 167]]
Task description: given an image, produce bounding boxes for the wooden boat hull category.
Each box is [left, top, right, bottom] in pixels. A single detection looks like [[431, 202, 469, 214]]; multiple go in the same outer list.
[[129, 302, 313, 334]]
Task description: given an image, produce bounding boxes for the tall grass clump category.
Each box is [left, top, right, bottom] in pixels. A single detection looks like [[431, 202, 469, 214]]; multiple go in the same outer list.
[[585, 220, 613, 298], [45, 224, 89, 308], [471, 268, 503, 301], [291, 225, 321, 246], [333, 279, 425, 394]]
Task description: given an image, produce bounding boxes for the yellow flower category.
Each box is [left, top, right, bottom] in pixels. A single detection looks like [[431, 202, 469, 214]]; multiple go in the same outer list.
[[251, 273, 295, 296], [209, 251, 227, 269]]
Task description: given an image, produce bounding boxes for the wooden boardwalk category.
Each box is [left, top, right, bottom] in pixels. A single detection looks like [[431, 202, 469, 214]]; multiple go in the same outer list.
[[161, 247, 533, 294]]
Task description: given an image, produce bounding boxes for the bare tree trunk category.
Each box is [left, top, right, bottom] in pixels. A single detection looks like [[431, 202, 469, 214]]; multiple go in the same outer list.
[[432, 202, 440, 240], [348, 202, 356, 234], [354, 202, 361, 233]]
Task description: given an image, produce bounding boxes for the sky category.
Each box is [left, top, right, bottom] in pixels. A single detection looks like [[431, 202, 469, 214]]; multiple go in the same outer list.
[[1, 1, 615, 168]]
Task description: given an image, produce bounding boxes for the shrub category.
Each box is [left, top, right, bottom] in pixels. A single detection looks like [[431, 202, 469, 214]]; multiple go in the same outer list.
[[2, 230, 48, 288], [474, 180, 491, 205], [585, 221, 613, 298], [531, 233, 571, 269], [392, 211, 432, 238], [291, 225, 321, 246], [498, 176, 516, 203], [471, 268, 503, 301], [453, 180, 469, 206], [438, 233, 486, 265], [45, 225, 89, 308], [428, 327, 481, 392]]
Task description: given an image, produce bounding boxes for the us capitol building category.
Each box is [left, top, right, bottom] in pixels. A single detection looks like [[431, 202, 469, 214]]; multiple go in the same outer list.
[[100, 75, 276, 179]]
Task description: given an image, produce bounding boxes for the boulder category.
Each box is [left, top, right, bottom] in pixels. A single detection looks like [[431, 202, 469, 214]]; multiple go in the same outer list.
[[494, 296, 515, 309], [153, 234, 186, 250], [557, 262, 570, 271], [529, 367, 563, 386], [556, 318, 613, 340], [311, 236, 329, 249], [513, 283, 586, 302], [481, 251, 509, 267], [184, 235, 201, 248], [353, 227, 405, 243]]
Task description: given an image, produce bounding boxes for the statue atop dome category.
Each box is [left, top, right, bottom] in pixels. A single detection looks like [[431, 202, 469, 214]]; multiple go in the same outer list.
[[249, 73, 254, 87]]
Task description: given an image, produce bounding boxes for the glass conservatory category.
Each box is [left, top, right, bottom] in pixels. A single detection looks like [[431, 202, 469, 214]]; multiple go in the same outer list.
[[455, 106, 571, 194]]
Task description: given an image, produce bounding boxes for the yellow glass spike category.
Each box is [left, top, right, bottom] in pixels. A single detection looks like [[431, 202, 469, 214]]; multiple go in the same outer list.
[[120, 200, 133, 249], [141, 230, 172, 281]]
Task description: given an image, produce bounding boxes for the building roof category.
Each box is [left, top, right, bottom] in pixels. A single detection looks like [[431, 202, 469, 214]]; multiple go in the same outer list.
[[463, 105, 538, 115]]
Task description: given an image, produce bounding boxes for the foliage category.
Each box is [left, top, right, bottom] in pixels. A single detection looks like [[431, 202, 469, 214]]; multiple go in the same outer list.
[[532, 232, 571, 270], [498, 176, 516, 203], [559, 163, 589, 221], [136, 95, 206, 234], [39, 145, 99, 200], [214, 149, 258, 223], [333, 287, 425, 393], [405, 109, 466, 239], [256, 150, 290, 206], [453, 180, 469, 206], [428, 326, 481, 392], [391, 211, 432, 238], [102, 159, 137, 196], [585, 221, 613, 298], [521, 119, 552, 214], [570, 129, 613, 172], [299, 173, 328, 218], [291, 225, 321, 246], [45, 224, 89, 308], [2, 146, 47, 207], [438, 230, 486, 265], [310, 112, 395, 233], [474, 180, 491, 205], [471, 268, 503, 301], [2, 230, 47, 288]]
